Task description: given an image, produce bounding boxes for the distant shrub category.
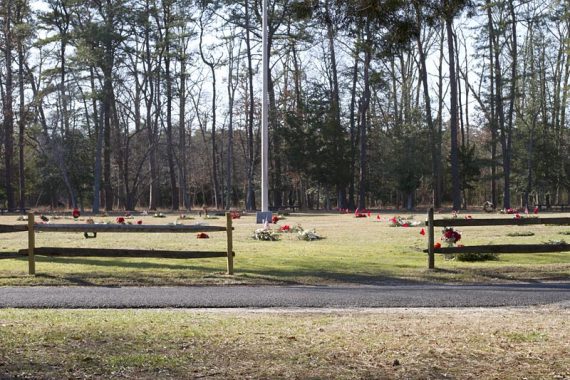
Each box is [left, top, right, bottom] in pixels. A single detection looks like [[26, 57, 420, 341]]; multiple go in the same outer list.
[[455, 252, 500, 262], [506, 231, 535, 237]]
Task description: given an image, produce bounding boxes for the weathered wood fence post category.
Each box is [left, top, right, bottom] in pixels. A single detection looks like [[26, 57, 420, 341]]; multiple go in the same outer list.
[[27, 212, 35, 275], [428, 208, 435, 269], [226, 212, 234, 275]]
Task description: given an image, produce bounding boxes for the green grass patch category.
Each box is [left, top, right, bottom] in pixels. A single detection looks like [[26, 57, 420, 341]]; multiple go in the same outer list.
[[506, 231, 535, 237], [1, 212, 569, 285]]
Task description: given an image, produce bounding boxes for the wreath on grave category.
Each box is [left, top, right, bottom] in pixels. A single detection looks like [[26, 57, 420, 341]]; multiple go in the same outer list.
[[483, 201, 495, 213]]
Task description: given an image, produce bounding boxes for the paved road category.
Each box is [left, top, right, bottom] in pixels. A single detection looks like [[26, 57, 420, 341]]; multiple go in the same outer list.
[[1, 283, 569, 308]]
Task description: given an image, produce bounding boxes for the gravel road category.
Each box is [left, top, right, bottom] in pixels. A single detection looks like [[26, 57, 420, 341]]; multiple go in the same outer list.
[[1, 283, 569, 309]]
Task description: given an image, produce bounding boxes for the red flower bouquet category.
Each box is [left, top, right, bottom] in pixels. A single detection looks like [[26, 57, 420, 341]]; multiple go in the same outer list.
[[441, 227, 461, 247]]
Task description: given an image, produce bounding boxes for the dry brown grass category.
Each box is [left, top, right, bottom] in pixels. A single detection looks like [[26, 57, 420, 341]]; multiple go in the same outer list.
[[0, 307, 568, 379]]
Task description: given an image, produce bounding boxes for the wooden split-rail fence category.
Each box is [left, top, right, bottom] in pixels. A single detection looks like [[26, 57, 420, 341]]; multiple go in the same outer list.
[[0, 213, 234, 275], [424, 208, 570, 268]]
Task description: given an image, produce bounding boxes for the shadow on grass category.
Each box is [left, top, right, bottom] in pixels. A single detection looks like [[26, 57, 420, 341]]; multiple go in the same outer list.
[[33, 256, 213, 271], [235, 267, 430, 286], [5, 256, 431, 286], [6, 257, 567, 286], [427, 266, 570, 284]]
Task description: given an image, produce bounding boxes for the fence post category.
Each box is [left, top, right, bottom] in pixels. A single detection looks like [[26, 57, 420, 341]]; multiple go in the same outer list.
[[226, 212, 234, 275], [428, 208, 435, 269], [27, 212, 35, 275]]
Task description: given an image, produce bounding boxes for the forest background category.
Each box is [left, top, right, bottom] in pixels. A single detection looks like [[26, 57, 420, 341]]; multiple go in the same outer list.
[[1, 0, 569, 213]]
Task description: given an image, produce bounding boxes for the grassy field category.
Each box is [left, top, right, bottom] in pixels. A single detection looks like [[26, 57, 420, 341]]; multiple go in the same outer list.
[[1, 212, 569, 379], [0, 211, 569, 286], [0, 307, 568, 379]]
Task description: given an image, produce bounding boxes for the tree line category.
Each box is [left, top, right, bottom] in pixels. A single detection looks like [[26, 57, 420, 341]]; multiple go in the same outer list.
[[1, 0, 569, 212]]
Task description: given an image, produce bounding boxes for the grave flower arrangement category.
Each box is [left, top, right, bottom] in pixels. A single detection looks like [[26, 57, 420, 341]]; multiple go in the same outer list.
[[354, 208, 370, 218], [441, 227, 461, 246], [252, 223, 280, 241], [388, 216, 421, 227], [297, 227, 322, 241], [279, 224, 302, 233]]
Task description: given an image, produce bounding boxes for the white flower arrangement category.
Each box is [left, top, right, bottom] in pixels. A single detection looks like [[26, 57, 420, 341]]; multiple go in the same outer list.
[[252, 222, 280, 241], [297, 228, 322, 241]]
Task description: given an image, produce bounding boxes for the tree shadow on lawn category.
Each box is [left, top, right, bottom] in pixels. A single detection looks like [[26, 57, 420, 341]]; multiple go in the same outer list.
[[237, 267, 431, 286], [428, 266, 570, 284], [32, 256, 213, 271], [8, 257, 432, 286]]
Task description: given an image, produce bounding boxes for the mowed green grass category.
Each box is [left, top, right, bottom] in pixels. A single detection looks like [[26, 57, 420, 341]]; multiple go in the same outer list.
[[0, 211, 569, 285], [0, 307, 568, 379]]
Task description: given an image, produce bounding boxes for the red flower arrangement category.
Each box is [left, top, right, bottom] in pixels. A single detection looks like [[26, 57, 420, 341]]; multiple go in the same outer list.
[[279, 225, 291, 232], [197, 232, 209, 239], [116, 217, 125, 224], [441, 227, 461, 246], [136, 220, 143, 225], [230, 211, 241, 219], [72, 208, 80, 219], [272, 215, 280, 224], [354, 208, 369, 218]]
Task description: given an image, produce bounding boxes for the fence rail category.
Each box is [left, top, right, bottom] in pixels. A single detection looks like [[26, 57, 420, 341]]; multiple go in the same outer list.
[[0, 213, 235, 276], [425, 208, 570, 268]]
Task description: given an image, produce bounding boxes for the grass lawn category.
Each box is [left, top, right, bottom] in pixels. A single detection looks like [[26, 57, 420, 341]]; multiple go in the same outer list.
[[1, 212, 569, 379], [0, 211, 569, 286], [0, 307, 568, 379]]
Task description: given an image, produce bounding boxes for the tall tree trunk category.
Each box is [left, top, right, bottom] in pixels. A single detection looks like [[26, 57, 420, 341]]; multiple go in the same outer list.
[[503, 0, 517, 209], [414, 2, 439, 208], [91, 68, 102, 213], [199, 9, 220, 209], [226, 34, 239, 210], [179, 45, 190, 210], [244, 0, 256, 210], [445, 4, 461, 210], [2, 2, 15, 210], [16, 5, 26, 212], [145, 0, 159, 210], [324, 0, 346, 209], [348, 31, 360, 210], [436, 27, 444, 208], [486, 2, 498, 208], [103, 64, 113, 211], [164, 5, 179, 211], [101, 1, 115, 211]]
